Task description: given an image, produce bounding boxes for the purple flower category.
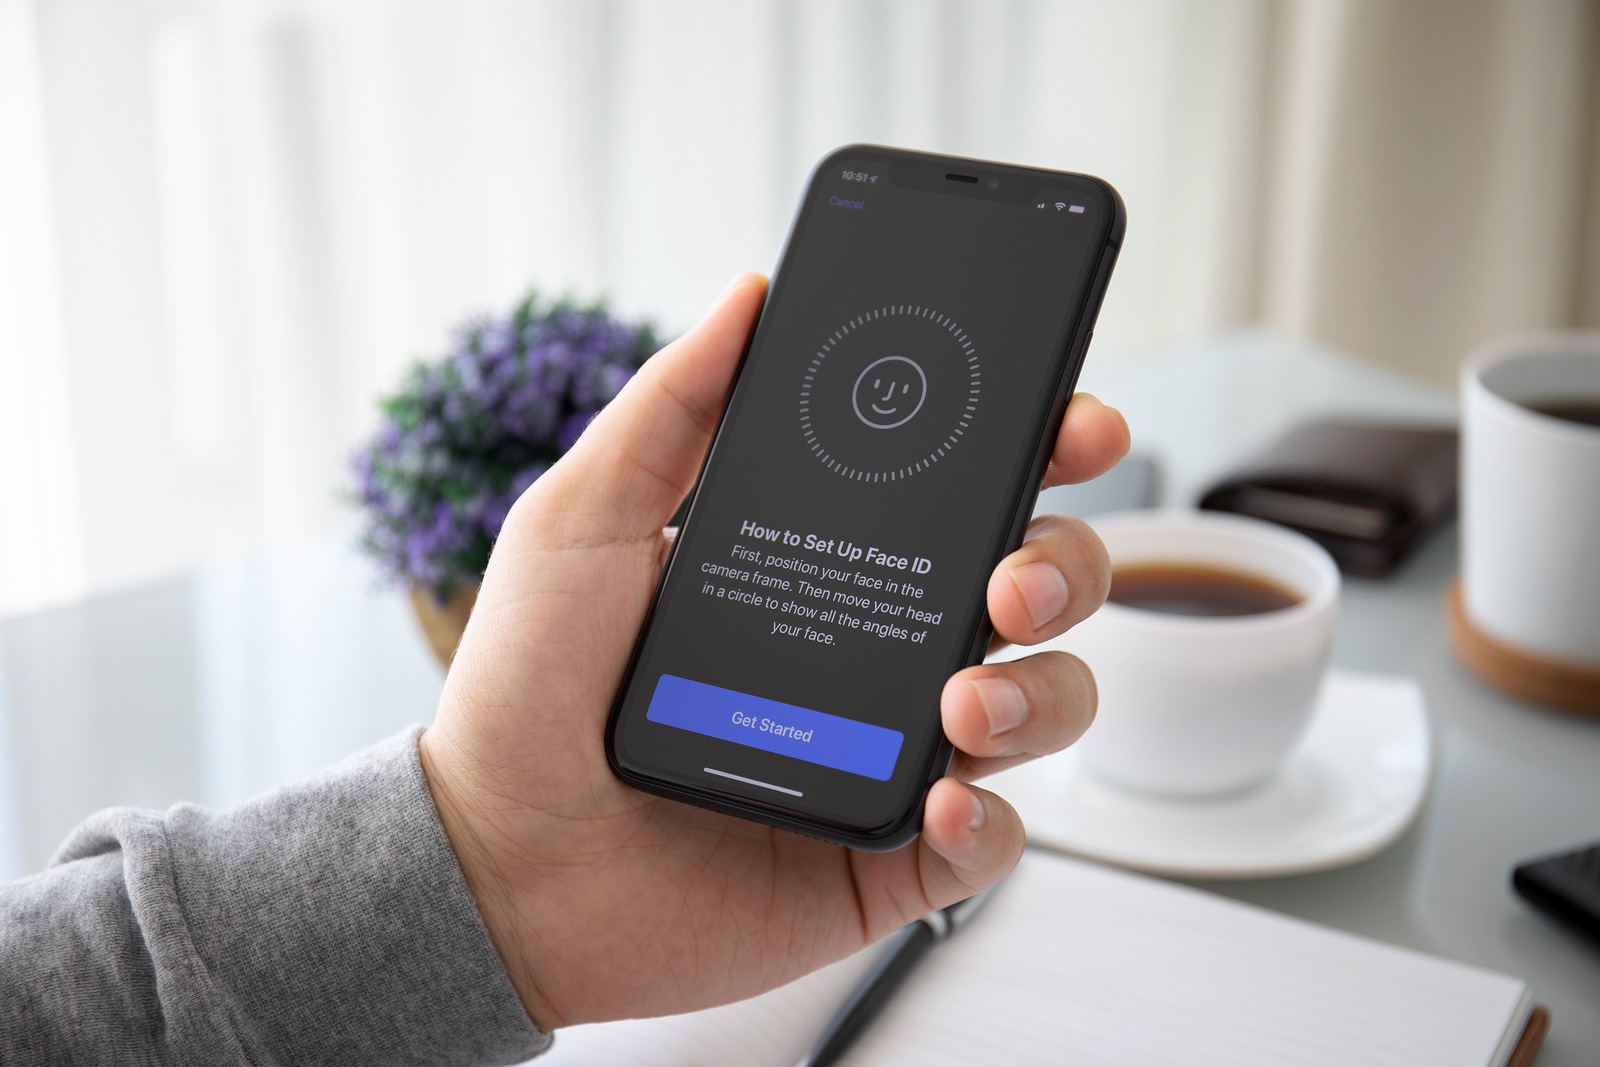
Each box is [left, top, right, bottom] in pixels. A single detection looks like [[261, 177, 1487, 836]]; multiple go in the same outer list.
[[351, 293, 661, 598], [557, 412, 593, 453]]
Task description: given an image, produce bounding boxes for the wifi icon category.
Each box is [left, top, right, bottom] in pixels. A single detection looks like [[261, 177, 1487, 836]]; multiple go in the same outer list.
[[1055, 202, 1067, 211]]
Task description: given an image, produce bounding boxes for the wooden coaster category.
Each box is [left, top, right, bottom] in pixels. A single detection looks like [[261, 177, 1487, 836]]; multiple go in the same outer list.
[[1448, 580, 1600, 715]]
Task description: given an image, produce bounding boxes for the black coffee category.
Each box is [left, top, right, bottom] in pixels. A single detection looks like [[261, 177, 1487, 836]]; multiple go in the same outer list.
[[1526, 398, 1600, 429], [1108, 563, 1303, 618]]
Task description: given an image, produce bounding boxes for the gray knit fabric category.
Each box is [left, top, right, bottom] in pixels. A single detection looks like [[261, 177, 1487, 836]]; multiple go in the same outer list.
[[0, 726, 551, 1066]]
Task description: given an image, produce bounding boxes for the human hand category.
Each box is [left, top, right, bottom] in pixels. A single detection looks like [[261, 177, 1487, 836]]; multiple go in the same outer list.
[[418, 274, 1129, 1029]]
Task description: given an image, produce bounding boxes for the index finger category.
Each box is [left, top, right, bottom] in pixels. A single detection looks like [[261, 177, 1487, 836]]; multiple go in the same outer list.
[[1042, 392, 1130, 487]]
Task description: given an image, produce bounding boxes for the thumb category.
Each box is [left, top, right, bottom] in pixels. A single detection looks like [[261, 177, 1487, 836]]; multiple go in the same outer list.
[[531, 273, 767, 543]]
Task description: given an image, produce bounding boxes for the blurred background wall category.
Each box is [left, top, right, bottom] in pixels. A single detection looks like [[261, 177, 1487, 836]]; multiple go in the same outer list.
[[1, 0, 1597, 617]]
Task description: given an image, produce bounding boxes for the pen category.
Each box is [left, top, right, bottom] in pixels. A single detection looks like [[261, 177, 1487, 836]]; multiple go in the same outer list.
[[796, 885, 998, 1067]]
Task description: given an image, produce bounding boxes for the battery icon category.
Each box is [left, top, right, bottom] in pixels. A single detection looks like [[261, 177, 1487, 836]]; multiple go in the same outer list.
[[1068, 204, 1086, 214]]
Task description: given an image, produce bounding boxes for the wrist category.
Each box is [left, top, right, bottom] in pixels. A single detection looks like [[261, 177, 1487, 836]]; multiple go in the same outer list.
[[417, 727, 565, 1031]]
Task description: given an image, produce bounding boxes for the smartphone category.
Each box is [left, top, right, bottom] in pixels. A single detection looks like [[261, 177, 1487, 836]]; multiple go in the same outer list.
[[606, 145, 1124, 850]]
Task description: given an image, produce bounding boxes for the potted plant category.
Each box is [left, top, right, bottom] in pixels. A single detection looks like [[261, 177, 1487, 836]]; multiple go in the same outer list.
[[352, 293, 660, 668]]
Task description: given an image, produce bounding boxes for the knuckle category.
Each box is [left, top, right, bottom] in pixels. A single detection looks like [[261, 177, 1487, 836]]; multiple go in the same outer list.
[[1021, 650, 1096, 754]]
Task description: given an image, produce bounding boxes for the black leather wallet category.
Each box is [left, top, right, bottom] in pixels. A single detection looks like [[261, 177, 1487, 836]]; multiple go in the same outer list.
[[1198, 419, 1458, 577], [1514, 841, 1600, 950]]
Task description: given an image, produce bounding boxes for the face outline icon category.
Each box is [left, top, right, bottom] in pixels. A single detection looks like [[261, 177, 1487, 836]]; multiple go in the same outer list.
[[851, 356, 928, 430]]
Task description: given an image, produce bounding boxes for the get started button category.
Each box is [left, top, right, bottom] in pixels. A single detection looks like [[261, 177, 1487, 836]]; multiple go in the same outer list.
[[645, 674, 905, 781]]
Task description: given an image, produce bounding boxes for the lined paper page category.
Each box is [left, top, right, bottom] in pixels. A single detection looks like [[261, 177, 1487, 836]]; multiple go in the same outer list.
[[546, 850, 1530, 1066], [542, 944, 884, 1066]]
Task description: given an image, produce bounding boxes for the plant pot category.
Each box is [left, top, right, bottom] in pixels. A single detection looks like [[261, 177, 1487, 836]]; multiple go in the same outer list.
[[409, 584, 480, 670]]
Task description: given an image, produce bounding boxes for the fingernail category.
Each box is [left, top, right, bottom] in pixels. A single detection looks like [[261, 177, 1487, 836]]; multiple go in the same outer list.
[[1008, 560, 1070, 629], [970, 678, 1028, 739], [967, 791, 988, 833]]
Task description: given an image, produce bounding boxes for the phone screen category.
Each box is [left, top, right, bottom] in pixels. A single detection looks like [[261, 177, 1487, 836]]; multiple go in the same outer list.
[[608, 148, 1120, 844]]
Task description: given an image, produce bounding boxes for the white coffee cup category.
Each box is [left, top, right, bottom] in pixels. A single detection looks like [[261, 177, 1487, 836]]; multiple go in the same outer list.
[[1062, 509, 1340, 798], [1461, 333, 1600, 668]]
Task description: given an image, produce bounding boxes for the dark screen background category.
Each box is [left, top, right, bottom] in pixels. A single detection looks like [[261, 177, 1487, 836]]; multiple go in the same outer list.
[[611, 150, 1115, 832]]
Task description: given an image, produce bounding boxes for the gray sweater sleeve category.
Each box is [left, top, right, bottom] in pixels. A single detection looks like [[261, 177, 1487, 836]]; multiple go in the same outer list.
[[0, 726, 551, 1066]]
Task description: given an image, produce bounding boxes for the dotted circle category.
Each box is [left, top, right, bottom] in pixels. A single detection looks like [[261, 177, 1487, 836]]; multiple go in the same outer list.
[[798, 305, 981, 482]]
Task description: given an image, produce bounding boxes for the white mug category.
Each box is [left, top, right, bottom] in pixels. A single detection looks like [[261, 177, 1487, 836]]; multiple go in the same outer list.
[[1062, 510, 1340, 798], [1461, 333, 1600, 667]]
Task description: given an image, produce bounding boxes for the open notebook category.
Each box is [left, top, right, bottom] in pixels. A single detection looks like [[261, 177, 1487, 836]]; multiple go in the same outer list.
[[542, 849, 1545, 1066]]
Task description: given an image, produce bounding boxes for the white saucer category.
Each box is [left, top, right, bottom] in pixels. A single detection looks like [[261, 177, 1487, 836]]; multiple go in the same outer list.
[[990, 670, 1431, 879]]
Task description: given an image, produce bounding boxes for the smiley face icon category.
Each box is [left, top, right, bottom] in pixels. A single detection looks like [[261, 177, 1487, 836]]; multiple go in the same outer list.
[[800, 305, 980, 481], [851, 356, 928, 430]]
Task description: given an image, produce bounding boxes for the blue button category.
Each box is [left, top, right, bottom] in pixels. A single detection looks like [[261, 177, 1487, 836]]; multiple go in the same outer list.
[[645, 674, 905, 781]]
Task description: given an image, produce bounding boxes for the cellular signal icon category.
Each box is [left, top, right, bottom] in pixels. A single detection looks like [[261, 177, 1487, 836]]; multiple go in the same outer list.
[[1036, 202, 1047, 209]]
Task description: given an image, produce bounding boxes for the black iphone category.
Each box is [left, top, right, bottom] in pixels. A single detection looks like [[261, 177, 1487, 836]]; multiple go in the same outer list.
[[605, 145, 1124, 850]]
